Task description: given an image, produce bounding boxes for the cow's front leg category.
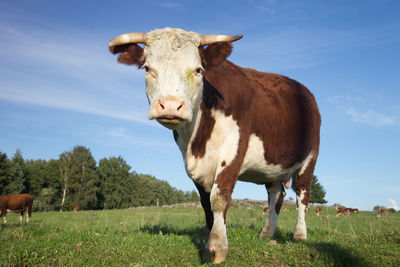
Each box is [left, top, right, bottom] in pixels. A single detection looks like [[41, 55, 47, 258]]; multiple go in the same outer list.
[[207, 183, 232, 264], [260, 182, 286, 238]]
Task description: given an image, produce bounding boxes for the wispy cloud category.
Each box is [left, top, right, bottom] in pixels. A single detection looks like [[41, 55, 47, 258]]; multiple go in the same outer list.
[[0, 23, 151, 125], [389, 199, 399, 210], [345, 107, 398, 127]]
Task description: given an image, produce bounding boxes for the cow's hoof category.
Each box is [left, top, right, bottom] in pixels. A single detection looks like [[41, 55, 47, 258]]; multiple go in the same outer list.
[[259, 229, 274, 239], [210, 246, 228, 264], [259, 231, 267, 239], [293, 233, 307, 241]]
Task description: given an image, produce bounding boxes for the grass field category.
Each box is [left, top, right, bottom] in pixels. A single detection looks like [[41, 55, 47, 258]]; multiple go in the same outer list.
[[1, 204, 399, 266]]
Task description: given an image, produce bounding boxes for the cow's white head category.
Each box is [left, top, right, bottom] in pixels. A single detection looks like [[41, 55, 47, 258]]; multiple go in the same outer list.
[[109, 28, 242, 130]]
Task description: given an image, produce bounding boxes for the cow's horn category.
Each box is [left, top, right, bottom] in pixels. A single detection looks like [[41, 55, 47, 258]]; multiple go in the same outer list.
[[108, 32, 148, 48], [199, 34, 243, 46]]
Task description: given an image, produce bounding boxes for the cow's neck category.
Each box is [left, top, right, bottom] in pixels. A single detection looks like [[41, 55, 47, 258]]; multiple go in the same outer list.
[[176, 97, 203, 150]]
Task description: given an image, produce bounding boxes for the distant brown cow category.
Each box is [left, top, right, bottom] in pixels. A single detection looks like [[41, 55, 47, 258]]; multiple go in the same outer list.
[[0, 194, 33, 223], [316, 207, 322, 217], [263, 206, 269, 214], [376, 208, 388, 218], [349, 208, 359, 214], [74, 205, 79, 213], [336, 207, 346, 217]]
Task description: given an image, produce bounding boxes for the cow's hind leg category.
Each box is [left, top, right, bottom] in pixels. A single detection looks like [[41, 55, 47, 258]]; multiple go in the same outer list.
[[20, 210, 24, 223], [293, 158, 317, 240], [260, 182, 286, 238]]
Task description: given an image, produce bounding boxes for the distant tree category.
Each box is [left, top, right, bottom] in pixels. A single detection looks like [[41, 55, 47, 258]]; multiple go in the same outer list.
[[189, 190, 200, 202], [35, 187, 57, 211], [309, 175, 327, 204], [43, 159, 62, 210], [175, 189, 186, 203], [68, 146, 99, 210], [98, 156, 131, 209], [25, 159, 46, 197], [58, 150, 72, 211], [0, 152, 12, 195], [5, 149, 25, 194]]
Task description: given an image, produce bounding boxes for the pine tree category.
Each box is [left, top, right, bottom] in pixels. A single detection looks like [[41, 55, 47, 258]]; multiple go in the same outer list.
[[98, 156, 131, 209], [68, 146, 99, 210], [6, 149, 25, 194], [309, 175, 327, 204], [0, 152, 12, 195]]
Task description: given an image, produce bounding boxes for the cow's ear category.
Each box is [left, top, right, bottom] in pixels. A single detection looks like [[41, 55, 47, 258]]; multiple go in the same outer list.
[[109, 44, 144, 66], [199, 42, 232, 70]]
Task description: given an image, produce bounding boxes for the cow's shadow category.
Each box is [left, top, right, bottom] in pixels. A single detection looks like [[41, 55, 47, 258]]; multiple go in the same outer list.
[[271, 228, 367, 266], [140, 224, 208, 262], [141, 225, 368, 266], [305, 241, 369, 267]]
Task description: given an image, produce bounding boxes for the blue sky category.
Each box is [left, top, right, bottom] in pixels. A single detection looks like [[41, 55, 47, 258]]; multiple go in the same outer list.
[[0, 0, 399, 211]]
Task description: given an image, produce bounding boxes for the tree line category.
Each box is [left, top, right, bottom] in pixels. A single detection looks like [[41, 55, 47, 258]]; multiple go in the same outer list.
[[0, 146, 199, 211]]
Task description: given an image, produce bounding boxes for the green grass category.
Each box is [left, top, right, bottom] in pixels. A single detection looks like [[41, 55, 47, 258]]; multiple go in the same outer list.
[[1, 206, 399, 266]]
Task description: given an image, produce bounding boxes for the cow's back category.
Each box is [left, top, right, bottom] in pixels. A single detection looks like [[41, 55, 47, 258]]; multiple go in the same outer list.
[[8, 194, 33, 210], [204, 61, 321, 169]]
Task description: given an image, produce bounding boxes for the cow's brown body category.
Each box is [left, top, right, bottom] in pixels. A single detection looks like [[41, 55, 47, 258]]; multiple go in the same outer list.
[[0, 194, 33, 223]]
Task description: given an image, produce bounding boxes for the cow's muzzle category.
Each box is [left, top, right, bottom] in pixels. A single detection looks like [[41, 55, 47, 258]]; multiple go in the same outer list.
[[150, 96, 188, 129]]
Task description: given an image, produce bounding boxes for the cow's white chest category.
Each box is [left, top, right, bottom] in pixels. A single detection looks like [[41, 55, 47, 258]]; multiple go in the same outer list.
[[183, 110, 240, 192]]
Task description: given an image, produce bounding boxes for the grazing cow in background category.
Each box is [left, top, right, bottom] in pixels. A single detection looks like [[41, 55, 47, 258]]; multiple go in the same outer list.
[[263, 206, 269, 215], [348, 208, 359, 214], [283, 207, 290, 212], [377, 208, 388, 218], [0, 194, 33, 223], [74, 205, 79, 213], [316, 207, 322, 217], [109, 27, 321, 264], [336, 207, 347, 217]]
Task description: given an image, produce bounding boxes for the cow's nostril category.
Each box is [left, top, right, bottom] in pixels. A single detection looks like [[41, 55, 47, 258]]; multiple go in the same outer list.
[[177, 104, 183, 111]]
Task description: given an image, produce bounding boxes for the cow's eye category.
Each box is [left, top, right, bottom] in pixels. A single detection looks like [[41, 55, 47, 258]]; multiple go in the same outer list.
[[144, 66, 150, 72], [195, 68, 203, 74]]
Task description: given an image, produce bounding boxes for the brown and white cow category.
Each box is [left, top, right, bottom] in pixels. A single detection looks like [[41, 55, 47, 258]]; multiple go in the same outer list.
[[336, 207, 347, 217], [316, 207, 322, 217], [377, 208, 388, 218], [263, 206, 269, 215], [0, 194, 33, 223], [109, 28, 320, 263], [347, 208, 358, 214]]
